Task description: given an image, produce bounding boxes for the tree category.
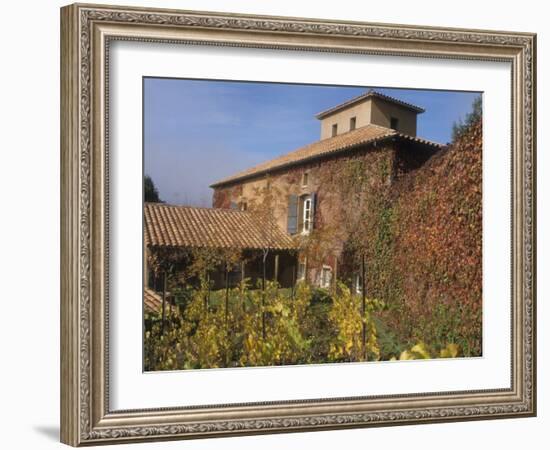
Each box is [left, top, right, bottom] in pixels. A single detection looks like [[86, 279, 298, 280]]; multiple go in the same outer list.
[[451, 95, 482, 142], [144, 175, 162, 203]]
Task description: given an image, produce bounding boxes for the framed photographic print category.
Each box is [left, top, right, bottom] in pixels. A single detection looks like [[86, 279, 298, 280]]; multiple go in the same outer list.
[[60, 3, 536, 446]]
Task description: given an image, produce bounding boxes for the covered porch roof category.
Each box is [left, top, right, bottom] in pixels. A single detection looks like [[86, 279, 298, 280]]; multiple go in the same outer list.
[[144, 203, 296, 251]]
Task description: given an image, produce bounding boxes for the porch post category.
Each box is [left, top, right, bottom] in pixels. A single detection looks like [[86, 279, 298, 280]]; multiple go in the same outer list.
[[143, 246, 148, 288], [274, 254, 280, 283]]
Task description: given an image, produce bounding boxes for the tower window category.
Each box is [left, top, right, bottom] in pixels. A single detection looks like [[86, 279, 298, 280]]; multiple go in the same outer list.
[[302, 172, 309, 187], [350, 117, 356, 131], [390, 117, 399, 130], [331, 123, 338, 137]]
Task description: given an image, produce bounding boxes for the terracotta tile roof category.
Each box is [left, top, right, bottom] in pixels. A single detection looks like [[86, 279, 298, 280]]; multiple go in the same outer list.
[[211, 124, 442, 187], [144, 287, 163, 313], [143, 287, 175, 313], [145, 203, 296, 250], [315, 89, 425, 119]]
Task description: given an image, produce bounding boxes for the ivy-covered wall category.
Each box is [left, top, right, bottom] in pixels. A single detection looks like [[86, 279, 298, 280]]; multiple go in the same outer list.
[[211, 123, 481, 356], [388, 120, 482, 355], [211, 143, 398, 283], [325, 122, 482, 356]]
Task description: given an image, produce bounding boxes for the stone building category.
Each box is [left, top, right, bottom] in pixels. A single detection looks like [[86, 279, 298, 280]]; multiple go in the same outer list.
[[210, 90, 443, 290]]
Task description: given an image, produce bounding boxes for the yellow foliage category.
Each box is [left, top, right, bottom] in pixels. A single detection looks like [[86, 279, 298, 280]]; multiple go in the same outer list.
[[328, 282, 382, 362], [440, 343, 460, 358], [397, 342, 461, 361]]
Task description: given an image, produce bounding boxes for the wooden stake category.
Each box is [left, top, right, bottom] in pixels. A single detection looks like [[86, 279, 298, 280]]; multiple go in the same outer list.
[[333, 256, 338, 294], [241, 260, 246, 313], [225, 263, 230, 329], [291, 262, 296, 300], [161, 271, 167, 336], [262, 252, 267, 340]]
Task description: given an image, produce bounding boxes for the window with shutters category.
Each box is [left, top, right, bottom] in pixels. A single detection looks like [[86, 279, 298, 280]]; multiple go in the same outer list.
[[355, 274, 363, 294], [303, 197, 312, 233], [289, 193, 315, 236], [297, 193, 315, 235], [297, 259, 306, 281], [320, 266, 332, 288]]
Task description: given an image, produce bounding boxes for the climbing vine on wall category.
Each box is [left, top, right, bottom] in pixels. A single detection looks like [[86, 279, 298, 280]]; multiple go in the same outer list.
[[318, 119, 482, 357], [391, 119, 482, 356], [144, 112, 482, 370]]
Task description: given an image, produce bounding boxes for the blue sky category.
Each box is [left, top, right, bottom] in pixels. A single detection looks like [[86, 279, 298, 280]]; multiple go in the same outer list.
[[144, 78, 480, 206]]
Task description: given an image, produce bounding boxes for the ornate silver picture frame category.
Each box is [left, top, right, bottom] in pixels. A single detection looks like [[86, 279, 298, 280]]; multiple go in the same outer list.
[[60, 3, 536, 446]]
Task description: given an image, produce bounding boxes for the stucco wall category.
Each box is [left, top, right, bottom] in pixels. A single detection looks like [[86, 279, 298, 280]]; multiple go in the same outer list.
[[319, 97, 418, 139], [370, 99, 418, 136], [319, 100, 373, 139], [212, 143, 400, 285]]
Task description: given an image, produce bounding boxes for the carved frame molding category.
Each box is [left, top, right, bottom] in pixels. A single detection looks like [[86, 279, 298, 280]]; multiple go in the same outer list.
[[60, 3, 536, 446]]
